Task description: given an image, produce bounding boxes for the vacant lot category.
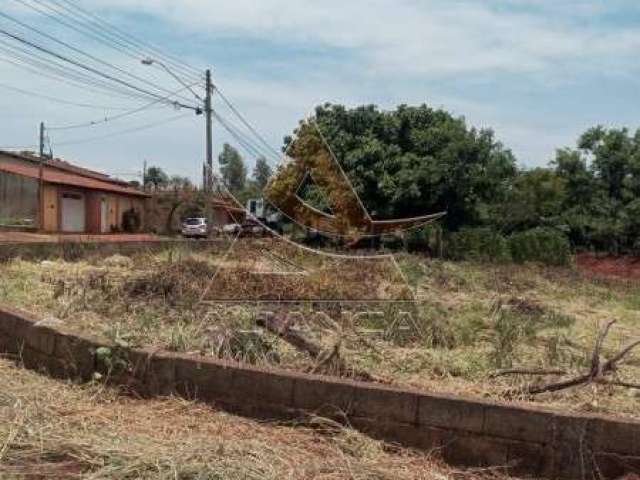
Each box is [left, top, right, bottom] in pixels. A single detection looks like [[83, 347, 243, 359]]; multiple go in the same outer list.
[[0, 239, 638, 420]]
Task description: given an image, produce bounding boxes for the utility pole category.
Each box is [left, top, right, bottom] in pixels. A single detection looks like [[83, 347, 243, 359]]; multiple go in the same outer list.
[[143, 159, 148, 191], [140, 59, 214, 231], [204, 69, 214, 232], [38, 121, 45, 232], [205, 69, 213, 193]]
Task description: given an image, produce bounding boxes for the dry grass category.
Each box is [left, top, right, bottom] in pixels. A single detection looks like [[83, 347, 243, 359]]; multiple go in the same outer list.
[[0, 240, 638, 420], [0, 359, 513, 480]]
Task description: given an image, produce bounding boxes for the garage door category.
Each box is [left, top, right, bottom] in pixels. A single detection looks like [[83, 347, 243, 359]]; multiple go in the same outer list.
[[61, 193, 86, 232]]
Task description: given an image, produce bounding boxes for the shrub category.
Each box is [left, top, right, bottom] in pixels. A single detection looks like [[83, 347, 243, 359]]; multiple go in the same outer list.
[[446, 227, 511, 263], [404, 224, 445, 254], [508, 227, 571, 266]]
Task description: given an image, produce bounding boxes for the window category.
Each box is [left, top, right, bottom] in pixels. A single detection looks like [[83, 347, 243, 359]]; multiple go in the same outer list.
[[0, 171, 37, 227]]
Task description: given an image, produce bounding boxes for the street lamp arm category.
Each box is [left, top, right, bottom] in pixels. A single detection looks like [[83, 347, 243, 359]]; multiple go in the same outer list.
[[142, 58, 204, 102]]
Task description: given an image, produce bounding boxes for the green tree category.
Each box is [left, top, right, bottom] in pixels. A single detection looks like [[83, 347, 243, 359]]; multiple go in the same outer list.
[[253, 156, 273, 190], [145, 166, 168, 191], [553, 126, 640, 253], [281, 103, 517, 230], [218, 143, 247, 194], [490, 168, 566, 234], [168, 175, 193, 192]]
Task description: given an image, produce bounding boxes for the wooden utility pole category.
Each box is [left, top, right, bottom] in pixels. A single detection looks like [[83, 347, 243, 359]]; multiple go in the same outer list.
[[205, 69, 213, 193], [204, 69, 214, 232], [38, 121, 45, 231], [143, 159, 148, 191]]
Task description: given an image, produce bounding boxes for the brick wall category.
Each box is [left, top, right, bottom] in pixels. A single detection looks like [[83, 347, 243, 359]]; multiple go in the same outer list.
[[0, 305, 638, 479]]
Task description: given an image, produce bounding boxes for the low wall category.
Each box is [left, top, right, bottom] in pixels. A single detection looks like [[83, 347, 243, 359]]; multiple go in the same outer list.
[[0, 239, 225, 262], [0, 305, 638, 479]]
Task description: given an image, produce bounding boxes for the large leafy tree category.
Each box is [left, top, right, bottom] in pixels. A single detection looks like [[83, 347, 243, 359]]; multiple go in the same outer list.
[[280, 104, 517, 230], [218, 143, 247, 194], [553, 126, 640, 253], [490, 168, 566, 234]]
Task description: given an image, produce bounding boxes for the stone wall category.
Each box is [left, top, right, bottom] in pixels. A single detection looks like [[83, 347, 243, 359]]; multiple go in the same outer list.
[[0, 305, 638, 479]]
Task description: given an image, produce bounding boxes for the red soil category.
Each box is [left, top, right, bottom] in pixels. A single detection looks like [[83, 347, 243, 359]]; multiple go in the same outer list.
[[576, 253, 640, 281]]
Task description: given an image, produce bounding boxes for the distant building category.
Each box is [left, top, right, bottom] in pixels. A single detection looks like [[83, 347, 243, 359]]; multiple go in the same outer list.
[[0, 150, 149, 234]]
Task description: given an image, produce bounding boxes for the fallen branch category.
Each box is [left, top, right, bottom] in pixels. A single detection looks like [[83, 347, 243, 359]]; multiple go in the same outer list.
[[505, 320, 640, 397], [490, 368, 567, 379], [257, 313, 382, 382], [599, 379, 640, 390]]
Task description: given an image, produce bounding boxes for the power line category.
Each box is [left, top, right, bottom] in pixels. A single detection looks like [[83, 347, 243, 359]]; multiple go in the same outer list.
[[12, 0, 201, 84], [55, 113, 191, 146], [212, 110, 277, 162], [0, 27, 200, 110], [0, 40, 158, 101], [11, 0, 155, 71], [0, 81, 159, 110], [47, 0, 202, 80], [0, 8, 198, 105], [214, 86, 282, 160], [48, 81, 200, 130]]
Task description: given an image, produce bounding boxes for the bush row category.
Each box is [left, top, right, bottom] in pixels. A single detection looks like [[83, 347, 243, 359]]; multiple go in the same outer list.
[[393, 226, 572, 266]]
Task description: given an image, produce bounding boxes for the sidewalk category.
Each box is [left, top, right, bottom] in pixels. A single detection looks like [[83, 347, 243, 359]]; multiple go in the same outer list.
[[0, 231, 158, 244]]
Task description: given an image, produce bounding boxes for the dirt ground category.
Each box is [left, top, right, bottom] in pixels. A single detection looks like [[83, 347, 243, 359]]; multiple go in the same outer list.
[[577, 253, 640, 281]]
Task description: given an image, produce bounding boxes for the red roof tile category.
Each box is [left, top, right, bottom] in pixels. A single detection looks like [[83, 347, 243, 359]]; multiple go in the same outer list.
[[0, 161, 149, 197]]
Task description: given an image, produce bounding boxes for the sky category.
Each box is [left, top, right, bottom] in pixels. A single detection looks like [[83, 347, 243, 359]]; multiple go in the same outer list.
[[1, 0, 640, 183]]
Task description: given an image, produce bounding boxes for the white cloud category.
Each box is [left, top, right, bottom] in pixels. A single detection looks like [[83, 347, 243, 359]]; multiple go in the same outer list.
[[89, 0, 640, 78]]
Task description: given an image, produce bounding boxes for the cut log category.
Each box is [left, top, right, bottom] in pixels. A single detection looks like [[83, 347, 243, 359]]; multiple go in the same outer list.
[[257, 312, 380, 382]]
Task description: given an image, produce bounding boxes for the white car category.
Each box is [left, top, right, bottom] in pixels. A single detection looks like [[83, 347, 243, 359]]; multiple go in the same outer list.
[[181, 218, 208, 239]]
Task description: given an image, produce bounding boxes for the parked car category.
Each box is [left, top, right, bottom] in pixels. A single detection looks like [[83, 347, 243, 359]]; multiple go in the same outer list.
[[181, 217, 208, 238]]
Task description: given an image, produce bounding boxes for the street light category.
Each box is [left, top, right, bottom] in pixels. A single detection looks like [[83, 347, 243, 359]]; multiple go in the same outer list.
[[141, 58, 204, 103], [141, 58, 216, 227]]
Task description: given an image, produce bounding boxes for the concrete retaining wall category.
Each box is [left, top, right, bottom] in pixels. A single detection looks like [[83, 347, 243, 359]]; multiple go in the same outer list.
[[0, 305, 638, 479], [0, 239, 224, 262]]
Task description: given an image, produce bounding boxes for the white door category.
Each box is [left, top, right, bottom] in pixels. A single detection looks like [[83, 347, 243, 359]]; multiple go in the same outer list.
[[100, 198, 109, 233], [61, 193, 86, 232]]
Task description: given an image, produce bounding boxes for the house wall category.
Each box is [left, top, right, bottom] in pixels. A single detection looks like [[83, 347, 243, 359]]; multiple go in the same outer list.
[[42, 187, 145, 234]]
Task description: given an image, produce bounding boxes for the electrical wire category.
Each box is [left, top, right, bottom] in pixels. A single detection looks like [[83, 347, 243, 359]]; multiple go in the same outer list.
[[0, 40, 159, 102], [14, 0, 201, 84], [12, 0, 155, 69], [0, 81, 161, 110], [54, 113, 191, 146], [212, 110, 278, 161], [214, 86, 282, 160], [47, 0, 202, 80], [0, 51, 154, 103], [47, 81, 200, 130], [0, 27, 200, 110], [0, 8, 199, 104]]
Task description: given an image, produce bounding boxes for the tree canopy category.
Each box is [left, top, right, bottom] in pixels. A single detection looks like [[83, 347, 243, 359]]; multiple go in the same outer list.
[[253, 156, 273, 191], [281, 103, 517, 230], [273, 104, 639, 255], [218, 143, 247, 194], [144, 166, 168, 191]]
